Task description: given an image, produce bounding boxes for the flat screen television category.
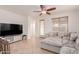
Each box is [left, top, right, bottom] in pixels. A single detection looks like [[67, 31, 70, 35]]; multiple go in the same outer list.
[[0, 23, 23, 36]]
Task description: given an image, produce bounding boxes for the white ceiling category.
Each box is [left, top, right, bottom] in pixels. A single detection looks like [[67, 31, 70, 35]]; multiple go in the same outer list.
[[0, 5, 78, 16]]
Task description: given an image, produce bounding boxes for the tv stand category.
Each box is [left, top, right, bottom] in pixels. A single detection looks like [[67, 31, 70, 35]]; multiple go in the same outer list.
[[2, 35, 23, 43]]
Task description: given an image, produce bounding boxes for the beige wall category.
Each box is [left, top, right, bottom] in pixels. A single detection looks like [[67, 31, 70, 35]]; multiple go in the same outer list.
[[37, 10, 79, 34], [0, 9, 28, 35], [27, 8, 79, 39], [31, 10, 79, 37]]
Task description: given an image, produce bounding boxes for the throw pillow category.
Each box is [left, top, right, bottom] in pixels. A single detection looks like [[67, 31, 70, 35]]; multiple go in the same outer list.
[[58, 32, 70, 39], [70, 32, 78, 41]]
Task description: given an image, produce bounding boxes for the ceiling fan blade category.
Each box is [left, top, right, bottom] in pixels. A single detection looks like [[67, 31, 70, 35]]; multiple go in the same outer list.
[[39, 13, 42, 16], [40, 5, 46, 11], [46, 12, 51, 15], [47, 7, 56, 11], [40, 5, 43, 10], [33, 11, 41, 12]]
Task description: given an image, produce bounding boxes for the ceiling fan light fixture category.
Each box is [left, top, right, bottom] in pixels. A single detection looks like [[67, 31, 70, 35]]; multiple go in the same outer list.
[[41, 11, 46, 14]]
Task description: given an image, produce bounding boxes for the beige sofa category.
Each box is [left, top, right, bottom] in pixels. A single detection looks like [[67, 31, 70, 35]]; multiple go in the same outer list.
[[40, 32, 79, 54]]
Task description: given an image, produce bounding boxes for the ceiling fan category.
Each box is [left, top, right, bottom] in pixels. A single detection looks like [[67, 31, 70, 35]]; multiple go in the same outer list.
[[33, 5, 56, 16]]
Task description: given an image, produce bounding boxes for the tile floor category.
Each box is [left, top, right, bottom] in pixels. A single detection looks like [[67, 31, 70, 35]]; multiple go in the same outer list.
[[10, 38, 53, 54]]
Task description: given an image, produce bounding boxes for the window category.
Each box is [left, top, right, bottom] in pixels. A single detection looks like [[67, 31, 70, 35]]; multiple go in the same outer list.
[[52, 16, 68, 32]]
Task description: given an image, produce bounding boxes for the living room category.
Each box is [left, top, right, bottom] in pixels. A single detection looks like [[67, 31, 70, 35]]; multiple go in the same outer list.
[[0, 5, 79, 54]]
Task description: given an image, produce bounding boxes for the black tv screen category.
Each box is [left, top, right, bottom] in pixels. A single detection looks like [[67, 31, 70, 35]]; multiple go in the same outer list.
[[0, 23, 23, 36]]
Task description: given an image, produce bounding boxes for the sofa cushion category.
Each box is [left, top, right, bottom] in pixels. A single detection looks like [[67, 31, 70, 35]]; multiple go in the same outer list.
[[63, 32, 70, 37], [47, 32, 58, 37], [41, 37, 62, 47], [62, 36, 70, 45], [60, 46, 77, 54], [58, 32, 65, 38], [63, 40, 76, 48], [58, 32, 70, 39]]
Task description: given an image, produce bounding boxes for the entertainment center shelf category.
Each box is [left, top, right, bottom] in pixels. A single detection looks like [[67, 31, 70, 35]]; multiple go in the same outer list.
[[3, 35, 23, 43], [3, 35, 27, 43]]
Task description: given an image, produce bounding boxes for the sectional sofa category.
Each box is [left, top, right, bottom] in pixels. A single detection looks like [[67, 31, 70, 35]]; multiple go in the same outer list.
[[40, 32, 79, 54]]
